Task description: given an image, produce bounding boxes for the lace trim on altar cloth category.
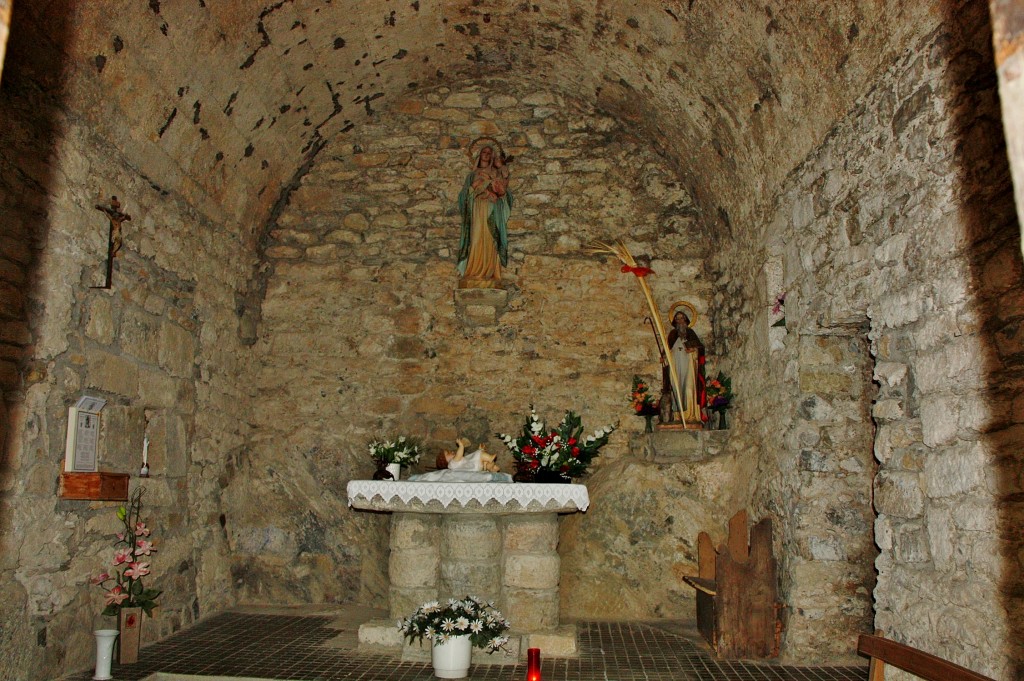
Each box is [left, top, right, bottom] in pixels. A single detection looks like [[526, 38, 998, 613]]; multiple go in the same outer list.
[[346, 480, 590, 512]]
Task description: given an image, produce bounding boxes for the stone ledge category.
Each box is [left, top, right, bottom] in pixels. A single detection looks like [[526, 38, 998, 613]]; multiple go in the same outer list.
[[628, 429, 731, 463], [453, 287, 509, 327]]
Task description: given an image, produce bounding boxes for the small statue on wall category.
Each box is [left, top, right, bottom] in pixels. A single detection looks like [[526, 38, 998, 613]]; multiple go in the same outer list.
[[665, 301, 707, 428], [456, 137, 513, 289]]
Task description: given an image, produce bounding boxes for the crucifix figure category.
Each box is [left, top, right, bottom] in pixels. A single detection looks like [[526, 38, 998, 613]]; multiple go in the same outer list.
[[93, 195, 131, 289]]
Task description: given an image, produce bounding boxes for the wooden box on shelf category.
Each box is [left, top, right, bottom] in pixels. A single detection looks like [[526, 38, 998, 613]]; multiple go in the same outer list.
[[59, 472, 130, 501]]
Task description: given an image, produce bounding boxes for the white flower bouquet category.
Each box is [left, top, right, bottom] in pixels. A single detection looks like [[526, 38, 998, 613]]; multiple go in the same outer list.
[[399, 596, 510, 652], [369, 435, 421, 466]]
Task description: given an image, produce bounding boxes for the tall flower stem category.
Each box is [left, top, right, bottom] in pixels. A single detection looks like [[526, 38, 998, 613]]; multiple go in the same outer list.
[[586, 241, 685, 426], [94, 486, 160, 617]]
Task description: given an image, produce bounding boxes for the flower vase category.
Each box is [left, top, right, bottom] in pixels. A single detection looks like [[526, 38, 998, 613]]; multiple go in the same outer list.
[[385, 463, 401, 481], [432, 634, 472, 679], [716, 410, 728, 430], [512, 463, 536, 483], [636, 407, 658, 433], [535, 469, 572, 484], [93, 629, 119, 680], [118, 606, 142, 664]]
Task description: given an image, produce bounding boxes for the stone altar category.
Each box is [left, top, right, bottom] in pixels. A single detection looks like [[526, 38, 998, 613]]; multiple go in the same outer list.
[[347, 480, 589, 656]]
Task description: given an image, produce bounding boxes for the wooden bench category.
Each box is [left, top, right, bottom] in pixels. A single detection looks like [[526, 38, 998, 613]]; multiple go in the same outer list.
[[681, 509, 781, 658], [857, 634, 996, 681]]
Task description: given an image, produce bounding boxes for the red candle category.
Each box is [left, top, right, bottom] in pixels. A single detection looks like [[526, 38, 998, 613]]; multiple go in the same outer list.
[[527, 647, 541, 681]]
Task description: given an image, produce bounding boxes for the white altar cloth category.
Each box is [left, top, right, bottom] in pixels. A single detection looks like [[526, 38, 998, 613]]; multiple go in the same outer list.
[[346, 480, 589, 513]]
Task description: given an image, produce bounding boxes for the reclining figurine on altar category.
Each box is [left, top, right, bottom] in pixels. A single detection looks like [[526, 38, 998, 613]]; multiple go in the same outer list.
[[443, 437, 500, 472], [410, 438, 512, 483]]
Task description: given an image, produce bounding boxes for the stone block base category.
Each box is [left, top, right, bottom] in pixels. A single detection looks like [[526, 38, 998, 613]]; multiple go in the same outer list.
[[522, 625, 578, 656], [357, 619, 577, 660]]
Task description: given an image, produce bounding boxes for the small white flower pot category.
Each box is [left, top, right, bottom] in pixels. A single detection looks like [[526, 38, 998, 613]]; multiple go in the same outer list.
[[93, 629, 119, 680], [432, 634, 472, 679], [386, 463, 401, 481]]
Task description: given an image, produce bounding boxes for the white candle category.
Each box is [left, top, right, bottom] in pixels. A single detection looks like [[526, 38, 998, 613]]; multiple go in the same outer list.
[[142, 436, 149, 465]]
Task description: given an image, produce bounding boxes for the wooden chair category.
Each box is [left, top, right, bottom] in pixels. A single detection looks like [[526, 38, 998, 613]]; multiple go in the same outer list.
[[857, 634, 995, 681], [681, 509, 781, 658]]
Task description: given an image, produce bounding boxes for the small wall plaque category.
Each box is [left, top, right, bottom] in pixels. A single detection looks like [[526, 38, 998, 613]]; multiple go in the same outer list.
[[63, 395, 107, 472]]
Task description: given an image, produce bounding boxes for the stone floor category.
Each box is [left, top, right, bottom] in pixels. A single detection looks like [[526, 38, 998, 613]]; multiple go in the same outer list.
[[65, 606, 869, 681]]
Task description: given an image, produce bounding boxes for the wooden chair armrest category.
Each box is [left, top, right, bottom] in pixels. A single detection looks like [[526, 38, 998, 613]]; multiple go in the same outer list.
[[681, 576, 717, 595], [857, 634, 995, 681]]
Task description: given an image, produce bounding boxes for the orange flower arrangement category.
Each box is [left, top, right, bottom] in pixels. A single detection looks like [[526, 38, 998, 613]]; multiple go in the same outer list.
[[630, 375, 658, 415]]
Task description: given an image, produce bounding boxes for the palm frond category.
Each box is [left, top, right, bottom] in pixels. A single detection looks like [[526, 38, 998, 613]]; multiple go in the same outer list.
[[584, 239, 685, 423]]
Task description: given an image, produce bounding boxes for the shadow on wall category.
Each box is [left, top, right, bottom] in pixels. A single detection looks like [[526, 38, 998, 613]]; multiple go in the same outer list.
[[0, 1, 75, 675], [944, 2, 1024, 677], [0, 6, 72, 489]]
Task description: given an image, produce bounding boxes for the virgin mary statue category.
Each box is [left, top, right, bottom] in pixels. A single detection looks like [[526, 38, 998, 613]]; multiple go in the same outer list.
[[457, 143, 513, 288]]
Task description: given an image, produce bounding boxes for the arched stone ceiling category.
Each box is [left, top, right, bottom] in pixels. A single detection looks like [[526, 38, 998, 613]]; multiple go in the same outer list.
[[20, 1, 940, 244]]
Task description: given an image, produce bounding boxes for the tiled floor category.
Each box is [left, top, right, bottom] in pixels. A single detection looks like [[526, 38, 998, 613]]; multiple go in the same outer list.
[[66, 608, 868, 681]]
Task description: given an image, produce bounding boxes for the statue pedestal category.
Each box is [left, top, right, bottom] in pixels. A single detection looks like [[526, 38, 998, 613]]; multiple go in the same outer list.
[[453, 287, 509, 327], [347, 481, 587, 656]]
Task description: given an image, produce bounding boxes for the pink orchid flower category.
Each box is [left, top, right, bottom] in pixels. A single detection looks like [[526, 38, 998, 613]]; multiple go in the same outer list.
[[113, 548, 133, 565], [124, 562, 150, 579], [135, 539, 156, 555], [116, 532, 125, 541], [771, 292, 787, 315], [104, 585, 129, 607], [135, 522, 151, 537], [90, 572, 110, 585]]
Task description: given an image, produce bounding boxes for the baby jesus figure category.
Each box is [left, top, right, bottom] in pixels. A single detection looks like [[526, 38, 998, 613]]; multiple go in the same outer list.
[[438, 438, 501, 473]]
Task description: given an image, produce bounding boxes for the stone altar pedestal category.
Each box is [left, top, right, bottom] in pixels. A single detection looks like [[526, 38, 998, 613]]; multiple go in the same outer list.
[[347, 480, 589, 659]]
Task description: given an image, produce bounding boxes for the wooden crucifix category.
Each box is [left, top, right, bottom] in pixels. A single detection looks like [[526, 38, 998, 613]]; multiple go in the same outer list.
[[92, 195, 131, 289]]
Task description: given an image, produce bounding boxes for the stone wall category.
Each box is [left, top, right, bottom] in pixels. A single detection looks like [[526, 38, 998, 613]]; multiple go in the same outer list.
[[2, 3, 1021, 678], [714, 5, 1024, 676], [0, 22, 252, 681], [990, 0, 1024, 238], [226, 81, 734, 619], [561, 430, 755, 620]]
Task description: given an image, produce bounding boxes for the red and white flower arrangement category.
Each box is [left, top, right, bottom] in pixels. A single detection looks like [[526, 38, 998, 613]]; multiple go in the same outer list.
[[498, 407, 616, 478], [91, 487, 161, 616]]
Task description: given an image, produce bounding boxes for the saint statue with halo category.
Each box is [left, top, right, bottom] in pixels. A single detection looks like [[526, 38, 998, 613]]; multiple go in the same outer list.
[[666, 300, 707, 428]]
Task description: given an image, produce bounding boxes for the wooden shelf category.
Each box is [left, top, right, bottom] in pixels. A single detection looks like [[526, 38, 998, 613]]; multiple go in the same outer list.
[[59, 472, 130, 500]]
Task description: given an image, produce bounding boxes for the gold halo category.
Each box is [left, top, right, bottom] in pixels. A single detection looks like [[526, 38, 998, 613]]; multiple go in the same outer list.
[[468, 136, 504, 160], [668, 300, 698, 327]]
